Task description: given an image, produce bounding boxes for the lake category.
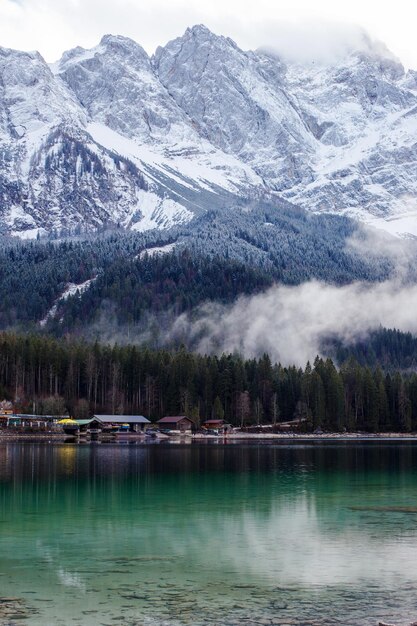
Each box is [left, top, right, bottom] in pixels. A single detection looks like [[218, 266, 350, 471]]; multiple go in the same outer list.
[[1, 440, 417, 625]]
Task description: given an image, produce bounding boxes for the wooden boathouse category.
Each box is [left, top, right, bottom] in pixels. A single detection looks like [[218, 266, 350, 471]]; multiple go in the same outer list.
[[92, 415, 151, 432]]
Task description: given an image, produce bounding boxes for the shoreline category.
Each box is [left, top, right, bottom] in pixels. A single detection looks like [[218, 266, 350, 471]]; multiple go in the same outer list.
[[2, 431, 417, 442], [193, 432, 417, 441]]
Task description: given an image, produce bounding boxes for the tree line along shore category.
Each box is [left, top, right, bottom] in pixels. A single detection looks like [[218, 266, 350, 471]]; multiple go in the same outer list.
[[0, 332, 416, 433]]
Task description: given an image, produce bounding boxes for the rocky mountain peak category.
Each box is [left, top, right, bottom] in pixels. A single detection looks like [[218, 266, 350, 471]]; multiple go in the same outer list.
[[56, 33, 168, 141], [0, 43, 83, 136], [154, 23, 239, 68], [185, 24, 214, 40], [98, 34, 149, 60], [57, 34, 149, 75]]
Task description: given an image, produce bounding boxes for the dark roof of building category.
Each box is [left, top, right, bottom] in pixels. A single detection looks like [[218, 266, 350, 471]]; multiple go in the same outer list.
[[93, 415, 150, 424], [203, 419, 225, 425], [158, 416, 193, 424]]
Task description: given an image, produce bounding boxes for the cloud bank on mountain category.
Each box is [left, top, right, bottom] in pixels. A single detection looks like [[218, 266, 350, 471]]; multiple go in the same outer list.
[[168, 279, 417, 366]]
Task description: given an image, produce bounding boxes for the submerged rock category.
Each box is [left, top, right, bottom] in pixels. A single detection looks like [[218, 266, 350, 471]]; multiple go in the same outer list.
[[0, 596, 32, 622]]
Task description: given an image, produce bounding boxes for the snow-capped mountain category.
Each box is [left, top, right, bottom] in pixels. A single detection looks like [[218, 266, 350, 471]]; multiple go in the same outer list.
[[281, 48, 417, 232], [1, 25, 417, 238]]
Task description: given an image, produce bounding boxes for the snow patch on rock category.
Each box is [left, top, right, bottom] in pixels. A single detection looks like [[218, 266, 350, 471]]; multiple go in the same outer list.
[[138, 243, 177, 259], [39, 278, 96, 327]]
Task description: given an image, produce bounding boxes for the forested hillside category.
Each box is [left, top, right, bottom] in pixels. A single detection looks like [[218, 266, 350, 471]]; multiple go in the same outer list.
[[0, 207, 395, 334], [1, 332, 416, 432], [182, 208, 393, 284], [0, 229, 173, 327], [51, 252, 272, 335], [326, 328, 417, 371]]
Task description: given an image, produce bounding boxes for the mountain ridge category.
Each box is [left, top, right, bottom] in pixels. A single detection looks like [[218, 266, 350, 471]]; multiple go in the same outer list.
[[1, 25, 417, 238]]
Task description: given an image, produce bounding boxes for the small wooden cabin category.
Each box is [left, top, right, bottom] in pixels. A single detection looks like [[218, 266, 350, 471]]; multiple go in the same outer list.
[[203, 419, 227, 431], [203, 420, 234, 434], [157, 416, 194, 432]]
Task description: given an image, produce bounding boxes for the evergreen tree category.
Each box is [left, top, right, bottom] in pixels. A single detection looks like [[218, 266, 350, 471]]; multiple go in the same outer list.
[[212, 396, 224, 421]]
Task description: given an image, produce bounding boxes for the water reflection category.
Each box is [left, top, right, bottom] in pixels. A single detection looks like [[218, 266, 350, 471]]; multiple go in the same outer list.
[[1, 442, 417, 625]]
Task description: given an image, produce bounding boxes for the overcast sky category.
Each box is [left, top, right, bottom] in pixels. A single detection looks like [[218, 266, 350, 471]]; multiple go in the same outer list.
[[1, 0, 417, 68]]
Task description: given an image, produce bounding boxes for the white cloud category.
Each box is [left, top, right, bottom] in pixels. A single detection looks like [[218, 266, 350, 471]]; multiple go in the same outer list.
[[255, 21, 394, 65], [0, 0, 417, 68], [162, 227, 417, 366], [168, 279, 417, 366]]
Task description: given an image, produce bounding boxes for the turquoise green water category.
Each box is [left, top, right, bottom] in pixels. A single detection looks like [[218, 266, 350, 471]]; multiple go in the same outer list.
[[1, 441, 417, 625]]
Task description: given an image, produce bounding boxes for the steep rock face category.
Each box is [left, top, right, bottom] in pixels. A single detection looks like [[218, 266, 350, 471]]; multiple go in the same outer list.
[[25, 128, 152, 233], [0, 46, 88, 234], [0, 47, 83, 139], [278, 48, 417, 224], [154, 25, 316, 191], [57, 35, 197, 147], [155, 28, 417, 230], [0, 41, 197, 235], [56, 32, 266, 224]]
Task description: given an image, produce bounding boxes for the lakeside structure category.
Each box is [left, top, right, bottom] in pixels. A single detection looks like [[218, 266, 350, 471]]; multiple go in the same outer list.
[[203, 419, 230, 433], [157, 416, 195, 432], [0, 411, 153, 437], [0, 413, 65, 431], [4, 410, 417, 442], [3, 412, 417, 442], [60, 415, 151, 437], [92, 415, 151, 433]]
